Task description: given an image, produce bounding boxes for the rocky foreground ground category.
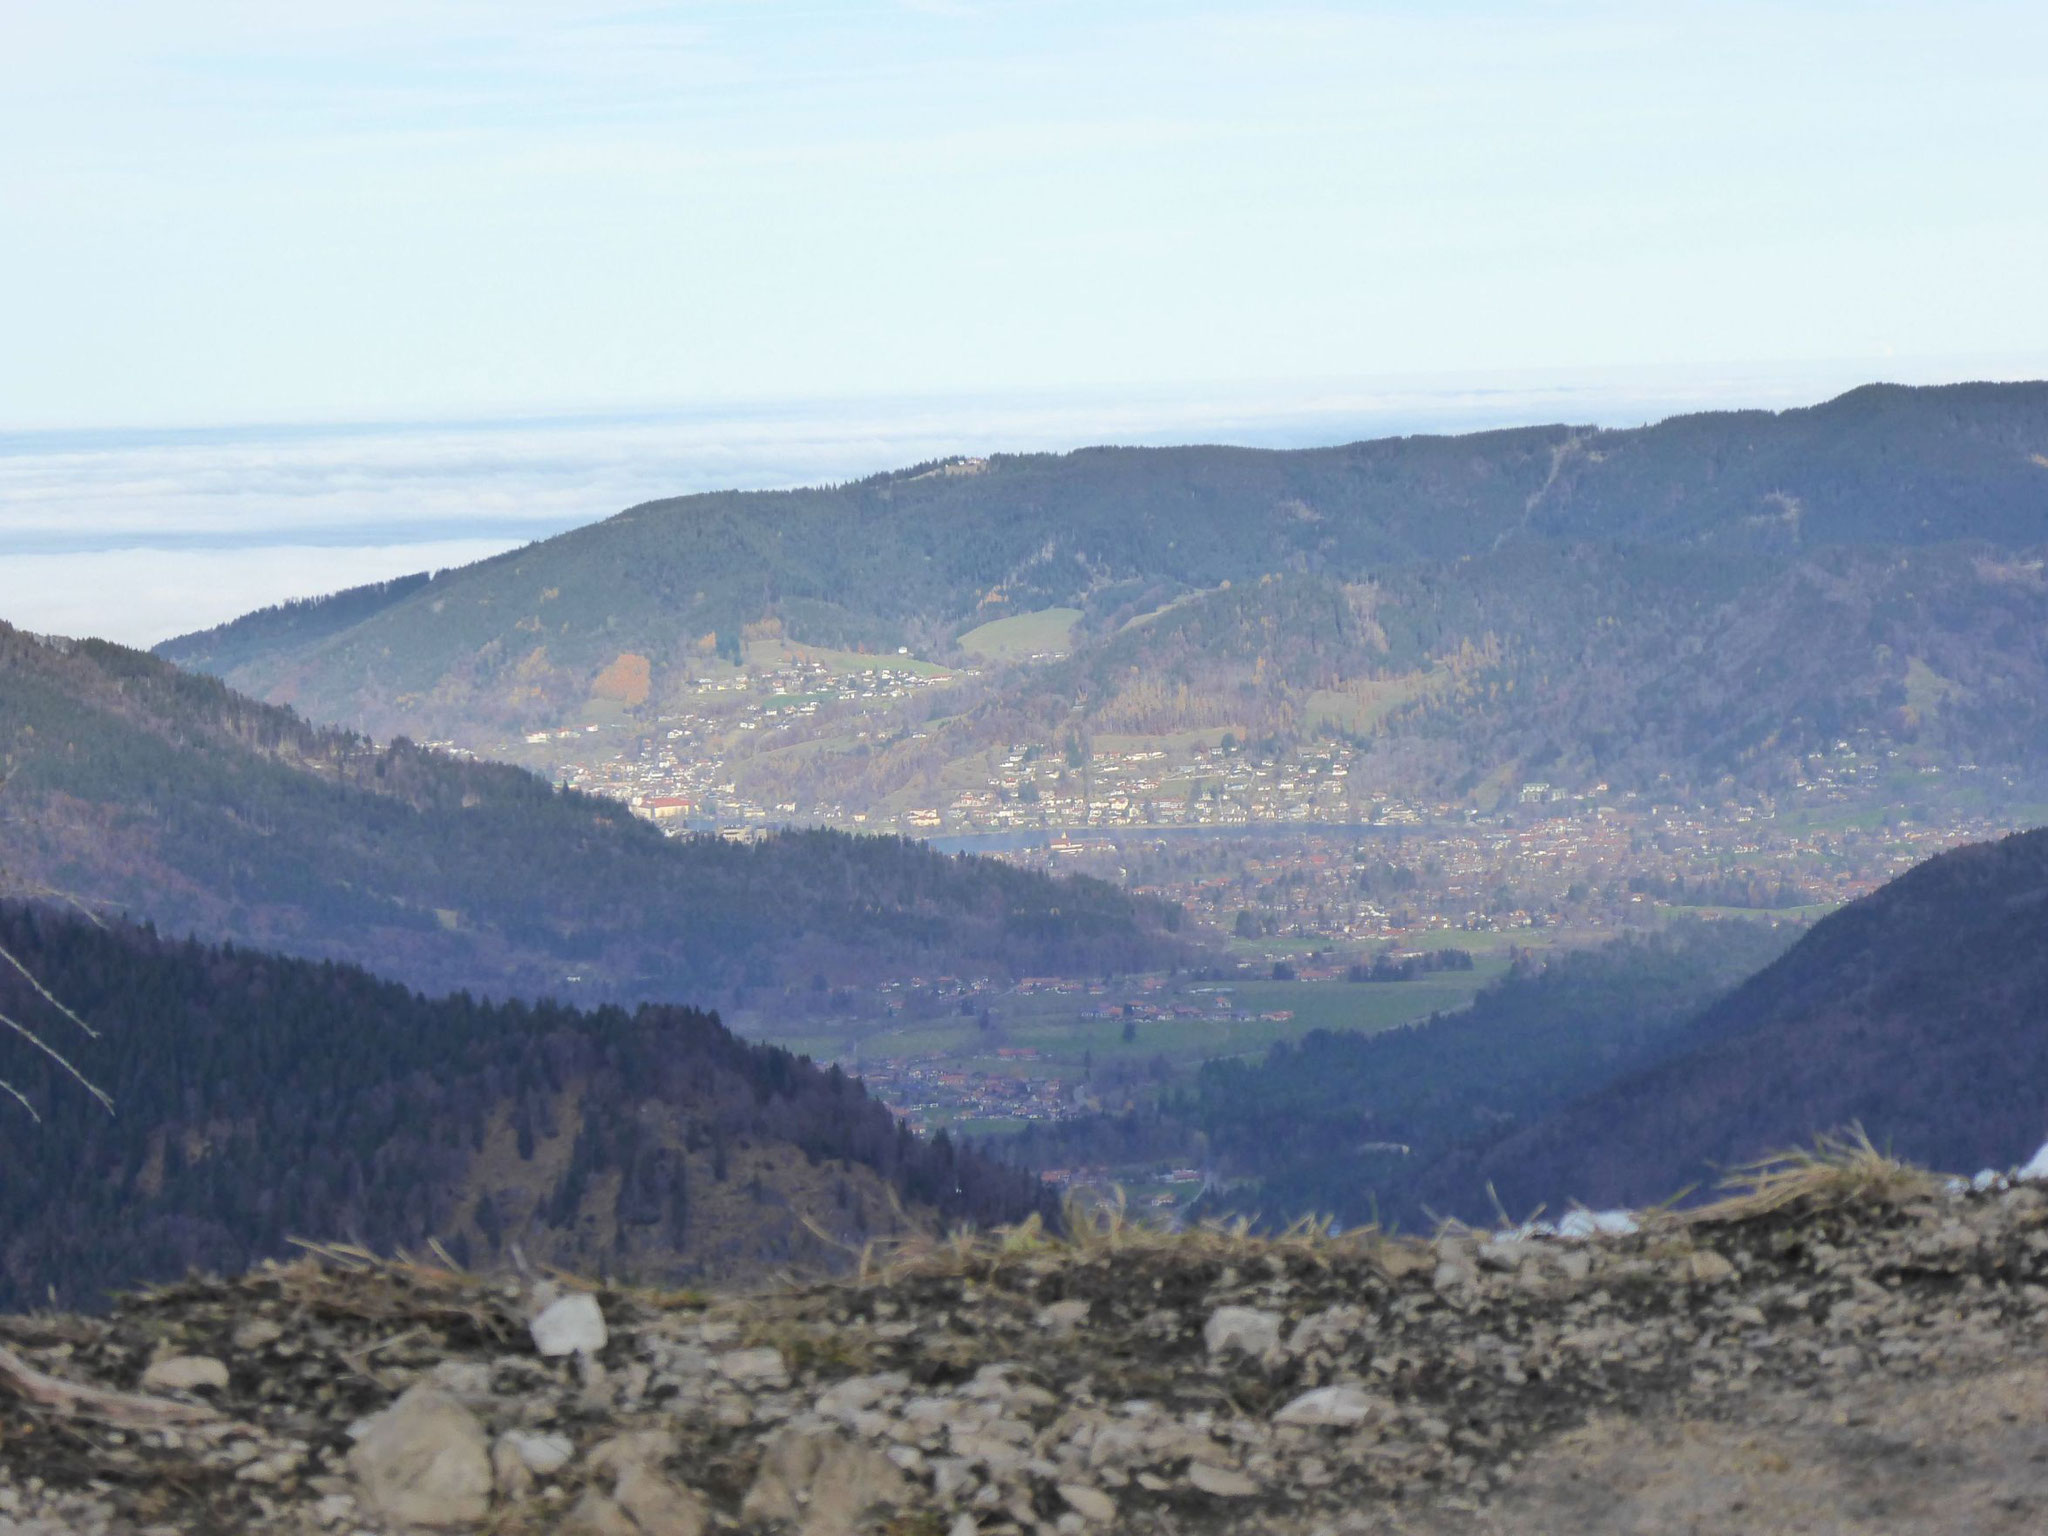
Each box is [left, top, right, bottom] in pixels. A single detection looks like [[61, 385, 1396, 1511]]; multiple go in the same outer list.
[[5, 1154, 2048, 1535]]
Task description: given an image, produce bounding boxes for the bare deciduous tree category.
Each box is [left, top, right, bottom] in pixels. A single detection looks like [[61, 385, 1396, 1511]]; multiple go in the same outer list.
[[0, 766, 113, 1119]]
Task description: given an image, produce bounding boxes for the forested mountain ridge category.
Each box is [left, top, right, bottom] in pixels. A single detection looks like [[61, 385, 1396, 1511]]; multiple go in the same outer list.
[[0, 625, 1187, 1006], [1447, 825, 2048, 1215], [0, 901, 1050, 1312], [158, 382, 2048, 807]]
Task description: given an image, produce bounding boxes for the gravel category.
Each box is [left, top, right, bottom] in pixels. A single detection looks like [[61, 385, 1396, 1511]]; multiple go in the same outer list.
[[6, 1183, 2048, 1532]]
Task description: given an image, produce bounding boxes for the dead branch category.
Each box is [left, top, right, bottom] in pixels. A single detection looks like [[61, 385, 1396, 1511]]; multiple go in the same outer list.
[[0, 1343, 218, 1428], [0, 1007, 112, 1114], [0, 1079, 38, 1123], [0, 942, 99, 1038]]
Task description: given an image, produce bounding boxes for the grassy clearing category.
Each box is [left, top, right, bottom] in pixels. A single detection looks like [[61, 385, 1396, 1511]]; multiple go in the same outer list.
[[1112, 585, 1230, 637], [747, 972, 1495, 1091], [955, 608, 1082, 661], [761, 637, 954, 677], [1650, 901, 1835, 924], [1303, 666, 1449, 735], [1903, 655, 1966, 716], [1395, 928, 1540, 955]]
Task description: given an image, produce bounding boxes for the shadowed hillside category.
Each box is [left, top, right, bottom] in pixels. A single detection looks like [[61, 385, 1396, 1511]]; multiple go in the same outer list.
[[0, 625, 1188, 1006], [1014, 826, 2048, 1231], [1434, 826, 2048, 1216], [0, 901, 1052, 1312], [1004, 918, 1799, 1229]]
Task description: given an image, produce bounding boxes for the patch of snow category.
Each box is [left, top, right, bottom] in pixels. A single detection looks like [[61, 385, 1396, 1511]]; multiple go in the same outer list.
[[1557, 1209, 1639, 1240], [2016, 1140, 2048, 1182]]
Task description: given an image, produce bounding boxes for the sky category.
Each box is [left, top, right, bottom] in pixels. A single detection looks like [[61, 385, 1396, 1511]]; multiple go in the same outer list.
[[3, 1, 2046, 643]]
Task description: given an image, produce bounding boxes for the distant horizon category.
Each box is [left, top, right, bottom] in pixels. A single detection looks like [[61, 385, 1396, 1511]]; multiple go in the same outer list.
[[10, 0, 2043, 649], [4, 358, 2045, 650], [10, 3, 2047, 429], [8, 351, 2046, 450]]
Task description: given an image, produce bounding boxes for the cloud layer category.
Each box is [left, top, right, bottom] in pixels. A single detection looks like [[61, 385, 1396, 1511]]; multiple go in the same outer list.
[[0, 541, 522, 651]]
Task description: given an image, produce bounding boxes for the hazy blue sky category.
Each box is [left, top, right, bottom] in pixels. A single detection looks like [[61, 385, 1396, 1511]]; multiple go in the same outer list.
[[6, 0, 2045, 430], [3, 2, 2046, 643]]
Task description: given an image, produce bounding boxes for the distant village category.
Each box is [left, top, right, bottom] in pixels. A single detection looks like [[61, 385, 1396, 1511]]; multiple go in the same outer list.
[[389, 657, 2043, 1177], [465, 651, 2026, 956], [419, 653, 2040, 1149]]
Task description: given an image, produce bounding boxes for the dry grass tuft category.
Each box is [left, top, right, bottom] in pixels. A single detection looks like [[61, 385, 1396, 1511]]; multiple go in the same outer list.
[[253, 1240, 525, 1339], [1686, 1124, 1940, 1225], [839, 1186, 1407, 1288]]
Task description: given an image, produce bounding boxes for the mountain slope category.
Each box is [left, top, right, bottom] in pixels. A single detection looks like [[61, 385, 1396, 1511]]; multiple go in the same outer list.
[[156, 382, 2048, 806], [0, 900, 1051, 1312], [1436, 827, 2048, 1215], [0, 625, 1186, 1006]]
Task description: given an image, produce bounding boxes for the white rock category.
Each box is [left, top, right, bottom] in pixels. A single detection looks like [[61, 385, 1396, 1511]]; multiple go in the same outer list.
[[1978, 1166, 2011, 1191], [1187, 1461, 1259, 1497], [744, 1425, 907, 1535], [962, 1362, 1020, 1399], [562, 1489, 641, 1535], [1202, 1307, 1281, 1359], [1087, 1422, 1147, 1470], [141, 1356, 229, 1393], [583, 1431, 706, 1536], [1058, 1483, 1118, 1523], [231, 1320, 283, 1352], [1685, 1250, 1738, 1286], [1272, 1385, 1385, 1428], [1038, 1299, 1091, 1335], [950, 1429, 1031, 1475], [816, 1372, 907, 1420], [235, 1447, 305, 1484], [1476, 1238, 1530, 1271], [531, 1292, 609, 1358], [2019, 1140, 2048, 1181], [588, 1429, 677, 1475], [931, 1456, 977, 1501], [428, 1359, 496, 1402], [1286, 1306, 1363, 1356], [347, 1384, 493, 1529], [492, 1441, 535, 1501], [615, 1464, 708, 1536], [500, 1429, 575, 1476], [717, 1346, 790, 1388]]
